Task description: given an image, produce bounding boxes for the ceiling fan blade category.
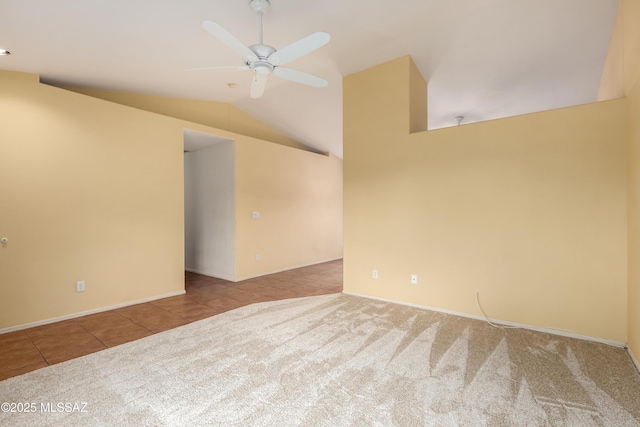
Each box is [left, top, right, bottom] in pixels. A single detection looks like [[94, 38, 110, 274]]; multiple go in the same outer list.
[[250, 72, 268, 98], [267, 32, 330, 66], [272, 67, 328, 88], [202, 21, 258, 62], [184, 65, 250, 72]]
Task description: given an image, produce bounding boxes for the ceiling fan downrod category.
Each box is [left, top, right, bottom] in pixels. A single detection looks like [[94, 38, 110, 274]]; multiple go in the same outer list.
[[249, 0, 270, 45]]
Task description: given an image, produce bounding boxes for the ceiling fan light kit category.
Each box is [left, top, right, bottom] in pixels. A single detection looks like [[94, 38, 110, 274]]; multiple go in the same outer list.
[[198, 0, 330, 99]]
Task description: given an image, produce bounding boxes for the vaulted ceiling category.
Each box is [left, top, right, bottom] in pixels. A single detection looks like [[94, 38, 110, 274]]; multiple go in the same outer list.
[[0, 0, 618, 158]]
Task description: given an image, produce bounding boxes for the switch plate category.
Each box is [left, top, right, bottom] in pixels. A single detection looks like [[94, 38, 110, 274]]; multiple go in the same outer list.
[[76, 280, 85, 292], [411, 275, 418, 285], [251, 211, 260, 219], [255, 254, 260, 261], [372, 270, 378, 279]]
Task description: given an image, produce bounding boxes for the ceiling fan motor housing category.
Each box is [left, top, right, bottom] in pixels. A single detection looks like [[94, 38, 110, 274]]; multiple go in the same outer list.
[[247, 44, 275, 74], [249, 44, 275, 60]]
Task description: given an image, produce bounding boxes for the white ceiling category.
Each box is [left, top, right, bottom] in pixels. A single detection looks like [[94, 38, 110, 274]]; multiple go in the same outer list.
[[0, 0, 618, 158]]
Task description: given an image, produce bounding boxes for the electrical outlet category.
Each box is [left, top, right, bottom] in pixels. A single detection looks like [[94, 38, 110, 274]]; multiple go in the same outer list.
[[372, 269, 378, 279], [411, 274, 418, 285], [76, 280, 85, 292]]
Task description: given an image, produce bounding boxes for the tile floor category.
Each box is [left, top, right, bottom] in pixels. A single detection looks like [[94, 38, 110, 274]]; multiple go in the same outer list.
[[0, 259, 343, 381]]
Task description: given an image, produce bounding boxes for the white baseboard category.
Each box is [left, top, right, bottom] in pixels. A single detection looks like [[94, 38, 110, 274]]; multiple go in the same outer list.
[[185, 268, 235, 282], [628, 347, 640, 373], [0, 290, 186, 335], [342, 291, 627, 349], [188, 257, 343, 283]]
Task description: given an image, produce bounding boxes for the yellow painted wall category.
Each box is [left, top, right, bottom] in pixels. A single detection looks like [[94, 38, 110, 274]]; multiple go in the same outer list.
[[344, 57, 628, 342], [66, 88, 312, 152], [1, 70, 343, 330], [628, 78, 640, 359], [597, 1, 624, 101], [622, 0, 640, 359], [623, 0, 640, 96], [409, 59, 428, 133], [235, 139, 343, 279], [0, 70, 186, 329]]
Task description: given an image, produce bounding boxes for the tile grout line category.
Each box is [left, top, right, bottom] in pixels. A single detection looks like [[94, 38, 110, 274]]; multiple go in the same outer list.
[[23, 329, 51, 368], [73, 319, 110, 350], [113, 308, 165, 335], [148, 298, 230, 323]]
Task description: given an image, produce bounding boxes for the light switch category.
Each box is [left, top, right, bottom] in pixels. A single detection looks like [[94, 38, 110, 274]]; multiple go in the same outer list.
[[252, 211, 260, 219]]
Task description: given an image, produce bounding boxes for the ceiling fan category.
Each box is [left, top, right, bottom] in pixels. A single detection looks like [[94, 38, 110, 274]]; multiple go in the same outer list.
[[193, 0, 330, 99]]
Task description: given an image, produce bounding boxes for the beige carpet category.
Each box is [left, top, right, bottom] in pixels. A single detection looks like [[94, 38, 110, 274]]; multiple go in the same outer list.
[[1, 294, 639, 426]]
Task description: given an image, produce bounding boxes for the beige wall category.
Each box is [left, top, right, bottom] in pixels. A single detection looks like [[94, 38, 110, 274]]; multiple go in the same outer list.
[[344, 56, 628, 342], [66, 88, 312, 152], [628, 77, 640, 360], [622, 0, 640, 360], [597, 1, 624, 101], [235, 139, 343, 279], [623, 0, 640, 96], [0, 70, 343, 330], [0, 71, 186, 329]]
